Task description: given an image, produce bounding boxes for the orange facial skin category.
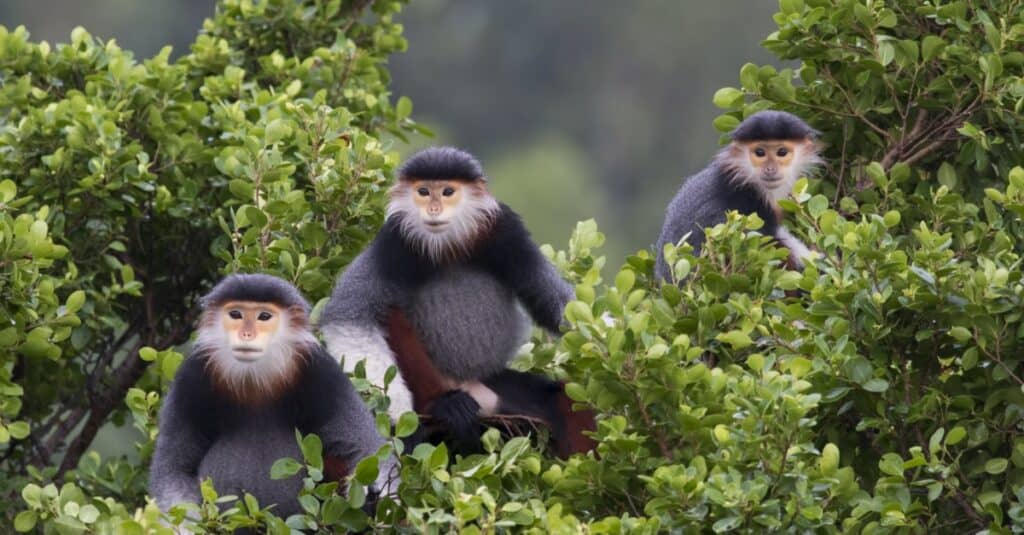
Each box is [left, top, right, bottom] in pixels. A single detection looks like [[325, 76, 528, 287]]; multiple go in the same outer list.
[[742, 140, 801, 180], [407, 180, 467, 230], [219, 301, 283, 362]]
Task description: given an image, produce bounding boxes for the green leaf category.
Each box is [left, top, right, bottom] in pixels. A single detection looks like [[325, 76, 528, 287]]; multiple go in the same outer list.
[[786, 356, 813, 378], [946, 426, 967, 446], [300, 433, 323, 469], [879, 453, 904, 476], [21, 484, 42, 508], [53, 515, 86, 534], [712, 87, 744, 109], [807, 195, 828, 218], [564, 382, 586, 402], [78, 505, 99, 524], [739, 63, 759, 90], [264, 118, 292, 145], [985, 458, 1008, 474], [0, 180, 17, 203], [353, 456, 379, 485], [922, 35, 945, 60], [298, 494, 320, 515], [878, 42, 895, 66], [862, 378, 889, 393], [229, 179, 255, 200], [713, 114, 740, 133], [937, 162, 957, 189], [395, 411, 419, 438], [1009, 167, 1024, 189], [0, 328, 19, 348], [715, 330, 753, 350], [14, 511, 36, 532], [948, 327, 972, 343], [396, 96, 413, 120], [243, 206, 269, 228], [8, 421, 30, 439], [64, 291, 86, 314], [820, 443, 839, 475], [160, 352, 183, 379], [713, 516, 741, 533], [270, 458, 303, 480]]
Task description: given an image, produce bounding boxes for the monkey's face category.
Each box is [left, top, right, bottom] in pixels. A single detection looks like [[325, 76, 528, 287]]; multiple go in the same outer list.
[[744, 140, 800, 185], [721, 138, 820, 202], [408, 180, 466, 232], [219, 301, 284, 362], [387, 178, 500, 262]]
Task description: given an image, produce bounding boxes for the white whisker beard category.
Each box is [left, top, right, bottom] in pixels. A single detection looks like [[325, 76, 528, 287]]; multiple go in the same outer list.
[[715, 144, 822, 203], [387, 184, 500, 263], [196, 311, 317, 402]]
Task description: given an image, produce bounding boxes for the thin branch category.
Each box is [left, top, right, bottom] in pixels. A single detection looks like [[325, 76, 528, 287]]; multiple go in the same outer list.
[[951, 490, 987, 530], [340, 0, 376, 35]]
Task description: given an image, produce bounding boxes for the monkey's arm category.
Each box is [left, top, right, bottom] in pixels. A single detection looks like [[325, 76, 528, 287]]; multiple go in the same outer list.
[[775, 225, 815, 270], [303, 349, 400, 497], [320, 243, 415, 422], [384, 307, 455, 411], [149, 357, 212, 511], [478, 204, 574, 333]]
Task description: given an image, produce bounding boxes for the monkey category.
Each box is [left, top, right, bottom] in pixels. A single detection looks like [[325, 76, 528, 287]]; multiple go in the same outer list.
[[319, 146, 588, 454], [654, 110, 822, 282], [149, 274, 398, 523]]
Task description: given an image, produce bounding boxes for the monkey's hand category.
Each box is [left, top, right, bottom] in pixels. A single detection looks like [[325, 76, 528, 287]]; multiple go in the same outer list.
[[362, 485, 381, 517], [429, 390, 482, 455]]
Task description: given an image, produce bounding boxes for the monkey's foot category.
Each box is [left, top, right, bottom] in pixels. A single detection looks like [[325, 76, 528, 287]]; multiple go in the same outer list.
[[429, 390, 483, 454]]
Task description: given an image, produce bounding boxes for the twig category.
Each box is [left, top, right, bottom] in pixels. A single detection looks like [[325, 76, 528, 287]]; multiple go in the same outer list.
[[340, 0, 376, 35]]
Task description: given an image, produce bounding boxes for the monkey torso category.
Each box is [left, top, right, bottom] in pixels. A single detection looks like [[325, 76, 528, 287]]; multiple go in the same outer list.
[[321, 202, 570, 388], [152, 348, 366, 517], [197, 408, 304, 514], [405, 266, 531, 381], [654, 163, 780, 281]]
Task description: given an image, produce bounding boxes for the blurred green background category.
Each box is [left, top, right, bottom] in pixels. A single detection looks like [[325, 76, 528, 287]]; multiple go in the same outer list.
[[0, 0, 779, 264], [0, 0, 778, 456]]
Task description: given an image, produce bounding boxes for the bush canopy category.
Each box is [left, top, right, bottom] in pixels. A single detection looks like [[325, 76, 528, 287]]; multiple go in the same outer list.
[[1, 0, 1023, 533]]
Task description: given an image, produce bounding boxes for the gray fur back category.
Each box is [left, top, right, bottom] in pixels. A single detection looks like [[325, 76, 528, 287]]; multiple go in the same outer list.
[[654, 166, 730, 280], [197, 416, 303, 516], [407, 266, 530, 381]]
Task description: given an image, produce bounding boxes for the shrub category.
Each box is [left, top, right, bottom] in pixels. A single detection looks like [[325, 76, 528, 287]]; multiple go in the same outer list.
[[4, 0, 1024, 533]]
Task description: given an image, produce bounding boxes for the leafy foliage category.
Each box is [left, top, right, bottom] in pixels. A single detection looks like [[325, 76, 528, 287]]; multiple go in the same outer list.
[[0, 0, 416, 526], [5, 0, 1024, 533]]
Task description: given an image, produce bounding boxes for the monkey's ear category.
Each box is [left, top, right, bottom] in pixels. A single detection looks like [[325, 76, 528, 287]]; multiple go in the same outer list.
[[806, 137, 826, 153]]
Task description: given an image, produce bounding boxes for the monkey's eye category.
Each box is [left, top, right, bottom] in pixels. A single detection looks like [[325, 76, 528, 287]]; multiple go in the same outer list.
[[777, 148, 789, 157], [754, 148, 766, 157], [228, 310, 243, 320], [442, 187, 455, 197], [417, 187, 430, 197], [257, 311, 273, 321]]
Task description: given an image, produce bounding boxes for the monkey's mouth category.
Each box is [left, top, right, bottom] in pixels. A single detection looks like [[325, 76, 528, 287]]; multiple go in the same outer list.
[[423, 220, 449, 232], [232, 347, 263, 361], [762, 176, 784, 186]]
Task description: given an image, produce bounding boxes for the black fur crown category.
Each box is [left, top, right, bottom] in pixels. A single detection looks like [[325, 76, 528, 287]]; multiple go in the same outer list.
[[398, 147, 485, 183], [201, 273, 310, 313], [730, 110, 819, 142]]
